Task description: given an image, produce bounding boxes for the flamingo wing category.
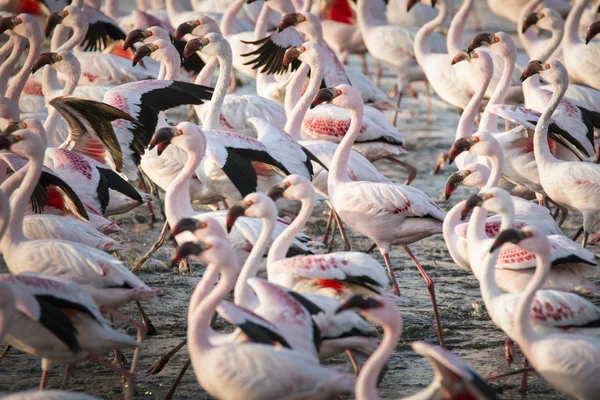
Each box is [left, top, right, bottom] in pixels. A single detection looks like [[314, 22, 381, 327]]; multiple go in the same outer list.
[[533, 290, 600, 328], [81, 5, 126, 52], [241, 26, 303, 75]]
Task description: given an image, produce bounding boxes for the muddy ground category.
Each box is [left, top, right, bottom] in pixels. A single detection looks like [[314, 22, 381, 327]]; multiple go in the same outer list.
[[0, 0, 598, 398]]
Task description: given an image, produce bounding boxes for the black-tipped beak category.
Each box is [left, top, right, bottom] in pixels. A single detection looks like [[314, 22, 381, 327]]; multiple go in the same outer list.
[[451, 49, 471, 65], [31, 52, 57, 74], [448, 137, 475, 164], [266, 182, 287, 202], [149, 127, 176, 156], [444, 170, 468, 200], [311, 87, 340, 109], [468, 32, 496, 52], [132, 44, 155, 67], [520, 60, 544, 82], [0, 17, 17, 35], [45, 12, 65, 37], [586, 21, 600, 45], [124, 29, 149, 50], [3, 122, 22, 135], [0, 135, 12, 150], [522, 13, 540, 34], [183, 38, 208, 60], [171, 218, 203, 237], [335, 294, 382, 314], [490, 229, 529, 253], [170, 241, 207, 266], [406, 0, 418, 12], [174, 21, 197, 42], [460, 193, 486, 221], [226, 202, 249, 233], [283, 46, 302, 67], [279, 13, 304, 31], [246, 0, 259, 4]]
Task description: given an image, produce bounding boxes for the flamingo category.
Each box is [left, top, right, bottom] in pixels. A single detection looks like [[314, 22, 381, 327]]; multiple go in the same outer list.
[[521, 59, 600, 246], [0, 391, 99, 400], [494, 227, 600, 399], [314, 84, 447, 347], [486, 0, 570, 24], [335, 294, 499, 399]]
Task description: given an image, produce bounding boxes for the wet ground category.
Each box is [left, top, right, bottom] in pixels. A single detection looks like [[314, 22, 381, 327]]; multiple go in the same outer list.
[[0, 0, 598, 398]]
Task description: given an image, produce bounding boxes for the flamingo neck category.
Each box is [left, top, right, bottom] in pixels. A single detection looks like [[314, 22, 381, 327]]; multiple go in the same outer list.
[[478, 248, 503, 312], [537, 21, 564, 61], [194, 57, 218, 86], [0, 36, 13, 63], [329, 104, 364, 184], [455, 60, 492, 140], [268, 196, 314, 265], [7, 28, 42, 104], [415, 0, 447, 59], [159, 49, 181, 80], [447, 0, 471, 55], [187, 264, 219, 323], [480, 44, 516, 132], [0, 36, 25, 96], [165, 146, 204, 226], [442, 200, 466, 259], [284, 57, 325, 138], [564, 0, 585, 46], [466, 207, 489, 251], [533, 72, 565, 169], [356, 315, 401, 400], [499, 206, 514, 231], [284, 63, 309, 119], [254, 5, 273, 40], [104, 0, 120, 20], [482, 151, 502, 190], [0, 167, 28, 198], [0, 192, 10, 242], [2, 146, 44, 251], [204, 48, 232, 130], [517, 0, 542, 58], [234, 213, 276, 308], [514, 248, 550, 347], [355, 0, 383, 33], [221, 0, 246, 37], [57, 20, 88, 52], [42, 63, 63, 100]]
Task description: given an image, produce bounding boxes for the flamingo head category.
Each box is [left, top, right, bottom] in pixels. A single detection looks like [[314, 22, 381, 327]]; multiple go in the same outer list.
[[282, 45, 304, 67], [336, 294, 399, 328], [476, 187, 513, 217], [310, 87, 340, 109], [451, 49, 472, 65], [489, 228, 530, 253], [171, 216, 226, 240], [45, 10, 67, 37], [267, 175, 314, 202], [448, 137, 475, 164], [407, 0, 436, 12], [149, 126, 176, 155], [491, 227, 548, 254], [31, 52, 61, 74], [311, 84, 363, 111], [444, 170, 470, 200], [460, 193, 487, 221], [467, 32, 498, 52], [183, 37, 210, 60], [521, 12, 541, 34], [0, 129, 41, 159], [520, 60, 546, 82], [132, 43, 158, 66], [0, 16, 19, 34], [123, 28, 151, 50], [175, 20, 199, 41], [226, 193, 277, 233], [170, 241, 207, 265], [279, 13, 305, 31], [586, 21, 600, 45], [172, 237, 237, 270]]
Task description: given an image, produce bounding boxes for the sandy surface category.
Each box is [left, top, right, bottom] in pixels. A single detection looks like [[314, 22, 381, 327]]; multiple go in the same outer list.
[[1, 0, 599, 398]]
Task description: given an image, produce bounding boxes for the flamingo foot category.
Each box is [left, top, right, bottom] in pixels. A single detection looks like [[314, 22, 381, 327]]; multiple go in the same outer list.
[[432, 152, 448, 175], [137, 301, 158, 336], [0, 345, 11, 362], [163, 358, 192, 400], [178, 258, 191, 274]]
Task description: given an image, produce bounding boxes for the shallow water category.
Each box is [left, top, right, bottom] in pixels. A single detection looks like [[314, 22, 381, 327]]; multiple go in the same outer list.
[[0, 0, 598, 398]]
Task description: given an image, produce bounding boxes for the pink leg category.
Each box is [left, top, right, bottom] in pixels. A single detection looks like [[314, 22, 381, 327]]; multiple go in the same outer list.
[[179, 258, 191, 274], [381, 252, 401, 296], [432, 152, 448, 175], [321, 209, 335, 245], [89, 353, 135, 399], [146, 339, 187, 376], [164, 358, 192, 400], [486, 365, 533, 381], [518, 359, 529, 393], [572, 226, 584, 242], [425, 80, 432, 124], [347, 350, 361, 374], [0, 345, 10, 362], [101, 307, 147, 336], [582, 231, 589, 248], [363, 243, 377, 254], [332, 209, 351, 251], [505, 336, 514, 365], [404, 246, 445, 348], [221, 200, 229, 210], [131, 220, 169, 274], [136, 301, 157, 336], [39, 369, 49, 390], [60, 364, 76, 390], [386, 157, 417, 185]]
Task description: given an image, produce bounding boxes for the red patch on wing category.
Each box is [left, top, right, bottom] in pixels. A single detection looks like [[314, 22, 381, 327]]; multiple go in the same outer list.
[[23, 80, 43, 96], [110, 46, 133, 60], [46, 188, 65, 211], [497, 245, 536, 265], [78, 137, 107, 165], [317, 279, 345, 293], [303, 117, 367, 139], [576, 179, 591, 185], [17, 0, 42, 14], [82, 72, 98, 83], [251, 161, 275, 177], [219, 113, 234, 130], [524, 137, 556, 155], [329, 0, 354, 24]]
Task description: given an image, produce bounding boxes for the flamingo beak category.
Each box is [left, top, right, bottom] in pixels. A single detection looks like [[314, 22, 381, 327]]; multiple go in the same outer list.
[[489, 229, 529, 252], [149, 127, 176, 156], [283, 46, 302, 67], [132, 44, 155, 67], [279, 13, 304, 31], [183, 38, 209, 61], [448, 137, 475, 164], [406, 0, 418, 12], [520, 60, 544, 82], [460, 193, 486, 221], [0, 17, 17, 35], [3, 122, 22, 135], [170, 241, 207, 267], [521, 13, 540, 34], [124, 29, 149, 50], [451, 50, 471, 65], [586, 21, 600, 45], [31, 52, 57, 74], [45, 12, 66, 37], [468, 32, 496, 52], [335, 294, 382, 314], [171, 218, 203, 238], [226, 202, 250, 233], [174, 21, 198, 41], [311, 88, 340, 108], [266, 182, 288, 202], [444, 171, 468, 200]]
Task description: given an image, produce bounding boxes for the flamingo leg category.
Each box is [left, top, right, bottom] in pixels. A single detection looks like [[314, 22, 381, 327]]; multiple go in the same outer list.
[[146, 339, 187, 376], [137, 173, 156, 225], [381, 252, 400, 296], [221, 200, 229, 210], [375, 59, 382, 87], [60, 364, 75, 390], [332, 209, 351, 251], [0, 345, 11, 362], [504, 336, 514, 365], [358, 53, 370, 79], [595, 143, 600, 164], [518, 359, 529, 393], [582, 231, 589, 248], [403, 246, 445, 348], [131, 220, 169, 274], [557, 205, 568, 226], [136, 301, 157, 336], [39, 369, 49, 390], [163, 358, 192, 400], [363, 242, 377, 254], [386, 156, 417, 185], [432, 152, 448, 175], [328, 215, 338, 253], [114, 348, 128, 387], [425, 80, 432, 124], [486, 366, 534, 381], [179, 258, 191, 274], [88, 355, 135, 400], [572, 226, 584, 242], [346, 350, 361, 374], [321, 208, 335, 245]]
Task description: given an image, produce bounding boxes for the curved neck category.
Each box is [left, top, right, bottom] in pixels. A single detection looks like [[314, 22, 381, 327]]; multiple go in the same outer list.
[[536, 23, 563, 61], [480, 45, 516, 132], [455, 60, 492, 139], [284, 57, 325, 138], [534, 74, 565, 168], [284, 63, 309, 118], [466, 207, 488, 253], [356, 0, 382, 33], [254, 5, 273, 40], [564, 0, 586, 46], [205, 48, 232, 130], [482, 151, 502, 190], [159, 49, 181, 80], [165, 147, 203, 226], [517, 0, 542, 57], [329, 104, 364, 184], [0, 36, 25, 96], [356, 316, 401, 400], [443, 201, 465, 255], [478, 249, 503, 313], [0, 36, 13, 63], [194, 57, 218, 86], [514, 249, 550, 347], [221, 0, 246, 37], [415, 0, 447, 59], [57, 21, 88, 52], [447, 0, 472, 55], [42, 63, 64, 100], [268, 195, 314, 265], [7, 29, 42, 104], [234, 213, 276, 307], [188, 264, 219, 321]]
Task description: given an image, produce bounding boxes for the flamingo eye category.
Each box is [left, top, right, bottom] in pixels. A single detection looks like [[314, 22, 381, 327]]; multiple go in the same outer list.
[[57, 55, 63, 61], [545, 63, 551, 69], [177, 130, 183, 135], [487, 193, 494, 199], [524, 231, 533, 238], [195, 20, 201, 24], [337, 89, 342, 95], [494, 36, 500, 43], [540, 12, 545, 18], [465, 170, 471, 175], [473, 53, 479, 58], [473, 137, 480, 143], [247, 200, 254, 206], [23, 122, 27, 128], [201, 222, 207, 228], [285, 181, 292, 187], [148, 31, 153, 36], [14, 135, 21, 141], [301, 16, 306, 21], [17, 18, 22, 23], [300, 46, 306, 51], [64, 10, 69, 15], [206, 243, 212, 249]]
